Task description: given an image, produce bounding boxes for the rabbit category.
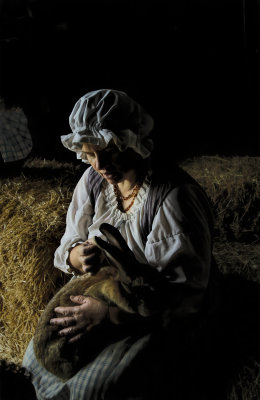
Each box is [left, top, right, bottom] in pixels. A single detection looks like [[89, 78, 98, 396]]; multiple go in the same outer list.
[[33, 223, 169, 381]]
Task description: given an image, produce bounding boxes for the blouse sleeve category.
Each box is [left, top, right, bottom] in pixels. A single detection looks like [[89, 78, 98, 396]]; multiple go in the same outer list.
[[145, 183, 213, 316], [54, 167, 94, 273]]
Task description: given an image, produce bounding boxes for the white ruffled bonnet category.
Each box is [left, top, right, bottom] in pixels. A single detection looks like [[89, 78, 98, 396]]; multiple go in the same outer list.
[[61, 89, 154, 163]]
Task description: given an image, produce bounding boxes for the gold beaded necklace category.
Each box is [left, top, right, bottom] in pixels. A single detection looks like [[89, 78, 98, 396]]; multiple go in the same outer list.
[[113, 181, 142, 213]]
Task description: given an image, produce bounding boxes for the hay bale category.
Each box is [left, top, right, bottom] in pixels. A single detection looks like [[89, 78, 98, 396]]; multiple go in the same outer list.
[[182, 156, 260, 242], [213, 241, 260, 283], [0, 159, 83, 364]]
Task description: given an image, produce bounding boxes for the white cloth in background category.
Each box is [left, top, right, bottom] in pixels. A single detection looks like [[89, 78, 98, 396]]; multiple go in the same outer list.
[[0, 107, 32, 162]]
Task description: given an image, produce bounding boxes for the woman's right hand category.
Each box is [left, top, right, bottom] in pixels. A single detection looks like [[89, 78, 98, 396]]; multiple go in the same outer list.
[[68, 239, 105, 274]]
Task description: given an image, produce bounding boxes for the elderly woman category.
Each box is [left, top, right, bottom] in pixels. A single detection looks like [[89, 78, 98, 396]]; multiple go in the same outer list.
[[23, 89, 219, 400]]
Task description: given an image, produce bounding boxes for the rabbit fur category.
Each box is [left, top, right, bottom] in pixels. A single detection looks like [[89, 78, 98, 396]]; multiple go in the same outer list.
[[33, 223, 168, 381]]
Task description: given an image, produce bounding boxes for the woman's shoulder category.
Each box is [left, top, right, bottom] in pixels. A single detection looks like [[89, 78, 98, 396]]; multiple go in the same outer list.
[[143, 164, 214, 237], [146, 164, 200, 212]]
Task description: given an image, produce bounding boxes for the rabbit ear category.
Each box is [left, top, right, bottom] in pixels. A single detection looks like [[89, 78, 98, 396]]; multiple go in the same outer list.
[[94, 235, 130, 272], [94, 224, 135, 277], [99, 223, 132, 256]]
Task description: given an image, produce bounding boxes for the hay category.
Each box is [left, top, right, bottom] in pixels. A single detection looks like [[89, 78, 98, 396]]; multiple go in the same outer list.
[[213, 241, 260, 283], [0, 159, 80, 364], [182, 156, 260, 242]]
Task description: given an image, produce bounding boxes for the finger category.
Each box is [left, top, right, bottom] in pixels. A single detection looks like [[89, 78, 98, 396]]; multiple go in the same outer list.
[[70, 295, 89, 305], [82, 264, 100, 274], [58, 325, 79, 337], [76, 244, 94, 258], [87, 238, 96, 245], [86, 321, 96, 332], [54, 305, 80, 316], [50, 316, 75, 327], [82, 264, 93, 273], [82, 262, 101, 274], [68, 333, 84, 343], [82, 243, 97, 255], [94, 236, 129, 270], [81, 252, 99, 265]]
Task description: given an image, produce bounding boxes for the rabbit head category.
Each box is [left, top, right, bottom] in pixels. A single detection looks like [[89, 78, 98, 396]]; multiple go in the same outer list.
[[92, 223, 137, 287]]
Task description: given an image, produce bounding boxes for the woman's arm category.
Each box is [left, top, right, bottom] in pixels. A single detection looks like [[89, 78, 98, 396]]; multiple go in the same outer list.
[[54, 168, 94, 273]]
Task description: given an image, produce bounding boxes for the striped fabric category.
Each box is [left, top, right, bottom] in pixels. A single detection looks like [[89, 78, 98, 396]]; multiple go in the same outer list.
[[0, 107, 32, 162], [23, 334, 151, 400]]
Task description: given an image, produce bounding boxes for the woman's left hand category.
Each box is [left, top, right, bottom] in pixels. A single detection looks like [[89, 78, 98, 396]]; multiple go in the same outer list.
[[50, 295, 109, 343]]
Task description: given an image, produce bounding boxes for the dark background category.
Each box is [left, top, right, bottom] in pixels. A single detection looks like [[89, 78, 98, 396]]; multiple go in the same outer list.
[[0, 0, 259, 163]]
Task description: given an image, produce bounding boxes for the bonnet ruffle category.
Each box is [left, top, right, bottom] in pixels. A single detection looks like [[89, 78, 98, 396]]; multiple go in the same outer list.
[[61, 89, 154, 163]]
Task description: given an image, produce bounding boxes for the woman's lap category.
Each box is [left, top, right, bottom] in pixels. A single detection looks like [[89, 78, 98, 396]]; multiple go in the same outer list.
[[23, 335, 151, 400]]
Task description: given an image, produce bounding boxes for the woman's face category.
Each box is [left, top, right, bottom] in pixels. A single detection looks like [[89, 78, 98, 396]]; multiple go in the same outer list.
[[81, 142, 137, 184]]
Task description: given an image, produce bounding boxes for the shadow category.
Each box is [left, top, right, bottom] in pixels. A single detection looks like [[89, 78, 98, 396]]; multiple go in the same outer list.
[[0, 361, 37, 400], [106, 273, 260, 400], [0, 161, 86, 187], [177, 274, 260, 399], [0, 159, 24, 178], [186, 273, 260, 400]]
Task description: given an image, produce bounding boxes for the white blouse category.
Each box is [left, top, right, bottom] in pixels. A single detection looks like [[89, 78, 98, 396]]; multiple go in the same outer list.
[[54, 167, 212, 315]]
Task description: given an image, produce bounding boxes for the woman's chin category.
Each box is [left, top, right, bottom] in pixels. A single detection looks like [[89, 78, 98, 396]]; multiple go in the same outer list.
[[102, 173, 123, 184]]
